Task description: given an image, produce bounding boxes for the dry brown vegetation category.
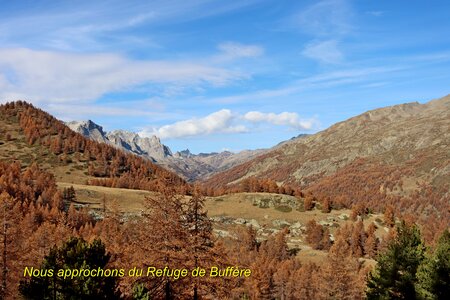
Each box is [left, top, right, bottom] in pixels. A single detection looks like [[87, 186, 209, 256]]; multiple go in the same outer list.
[[0, 101, 187, 193], [0, 100, 448, 298], [1, 161, 373, 299], [204, 96, 450, 244]]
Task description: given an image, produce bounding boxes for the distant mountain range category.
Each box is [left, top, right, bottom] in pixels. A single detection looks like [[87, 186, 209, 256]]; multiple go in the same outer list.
[[66, 120, 173, 161], [66, 120, 285, 181]]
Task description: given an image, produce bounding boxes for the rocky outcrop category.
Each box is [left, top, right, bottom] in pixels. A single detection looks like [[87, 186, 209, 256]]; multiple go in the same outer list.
[[106, 130, 172, 161], [66, 120, 109, 144]]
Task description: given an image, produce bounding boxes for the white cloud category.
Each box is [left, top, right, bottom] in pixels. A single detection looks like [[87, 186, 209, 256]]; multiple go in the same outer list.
[[0, 1, 260, 52], [299, 66, 404, 85], [140, 109, 315, 139], [140, 109, 248, 139], [302, 40, 343, 64], [244, 111, 314, 130], [295, 0, 352, 37], [295, 0, 351, 66], [216, 42, 264, 61], [0, 48, 241, 103], [210, 66, 404, 105]]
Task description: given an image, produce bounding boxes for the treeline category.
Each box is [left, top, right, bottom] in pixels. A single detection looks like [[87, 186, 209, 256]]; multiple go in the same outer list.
[[202, 176, 304, 197], [0, 101, 186, 193], [0, 160, 362, 299], [1, 101, 448, 298], [203, 149, 301, 189]]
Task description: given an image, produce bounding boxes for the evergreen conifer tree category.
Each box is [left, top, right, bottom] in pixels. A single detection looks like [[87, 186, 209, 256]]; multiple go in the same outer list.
[[19, 237, 120, 299], [416, 229, 450, 300], [366, 221, 425, 300]]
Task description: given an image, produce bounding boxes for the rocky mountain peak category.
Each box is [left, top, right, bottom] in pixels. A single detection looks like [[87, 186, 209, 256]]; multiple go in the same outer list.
[[66, 120, 108, 143], [150, 135, 162, 144], [107, 129, 137, 139], [105, 130, 171, 160], [67, 119, 102, 133], [174, 149, 192, 158]]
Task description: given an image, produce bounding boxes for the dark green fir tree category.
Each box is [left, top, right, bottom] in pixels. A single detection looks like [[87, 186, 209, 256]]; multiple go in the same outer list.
[[366, 221, 425, 300], [19, 237, 120, 300], [416, 229, 450, 300]]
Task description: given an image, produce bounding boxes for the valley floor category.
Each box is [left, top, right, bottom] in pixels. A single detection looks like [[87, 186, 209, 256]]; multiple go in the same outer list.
[[59, 183, 386, 265]]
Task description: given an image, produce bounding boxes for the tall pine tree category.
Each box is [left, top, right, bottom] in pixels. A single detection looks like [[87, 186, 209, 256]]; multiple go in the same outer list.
[[184, 185, 215, 299], [366, 221, 425, 300], [140, 184, 190, 299]]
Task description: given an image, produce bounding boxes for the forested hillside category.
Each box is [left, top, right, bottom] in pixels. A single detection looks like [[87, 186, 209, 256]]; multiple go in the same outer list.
[[0, 101, 187, 192], [1, 160, 448, 298], [0, 100, 448, 299], [205, 96, 450, 243]]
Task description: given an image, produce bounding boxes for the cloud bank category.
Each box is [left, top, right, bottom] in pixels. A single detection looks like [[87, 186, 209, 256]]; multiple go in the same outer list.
[[141, 109, 247, 139], [140, 110, 314, 139], [0, 48, 241, 103], [244, 111, 314, 129]]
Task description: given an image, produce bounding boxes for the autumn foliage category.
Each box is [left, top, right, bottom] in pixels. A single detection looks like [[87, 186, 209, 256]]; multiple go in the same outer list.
[[202, 176, 304, 198], [0, 101, 187, 193], [0, 101, 448, 298]]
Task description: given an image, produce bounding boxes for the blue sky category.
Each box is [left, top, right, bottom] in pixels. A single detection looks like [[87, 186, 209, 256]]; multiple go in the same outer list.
[[1, 0, 450, 153]]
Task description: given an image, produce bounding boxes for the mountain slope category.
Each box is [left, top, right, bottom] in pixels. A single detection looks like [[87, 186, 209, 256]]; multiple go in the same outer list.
[[0, 101, 186, 191], [204, 95, 450, 214]]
